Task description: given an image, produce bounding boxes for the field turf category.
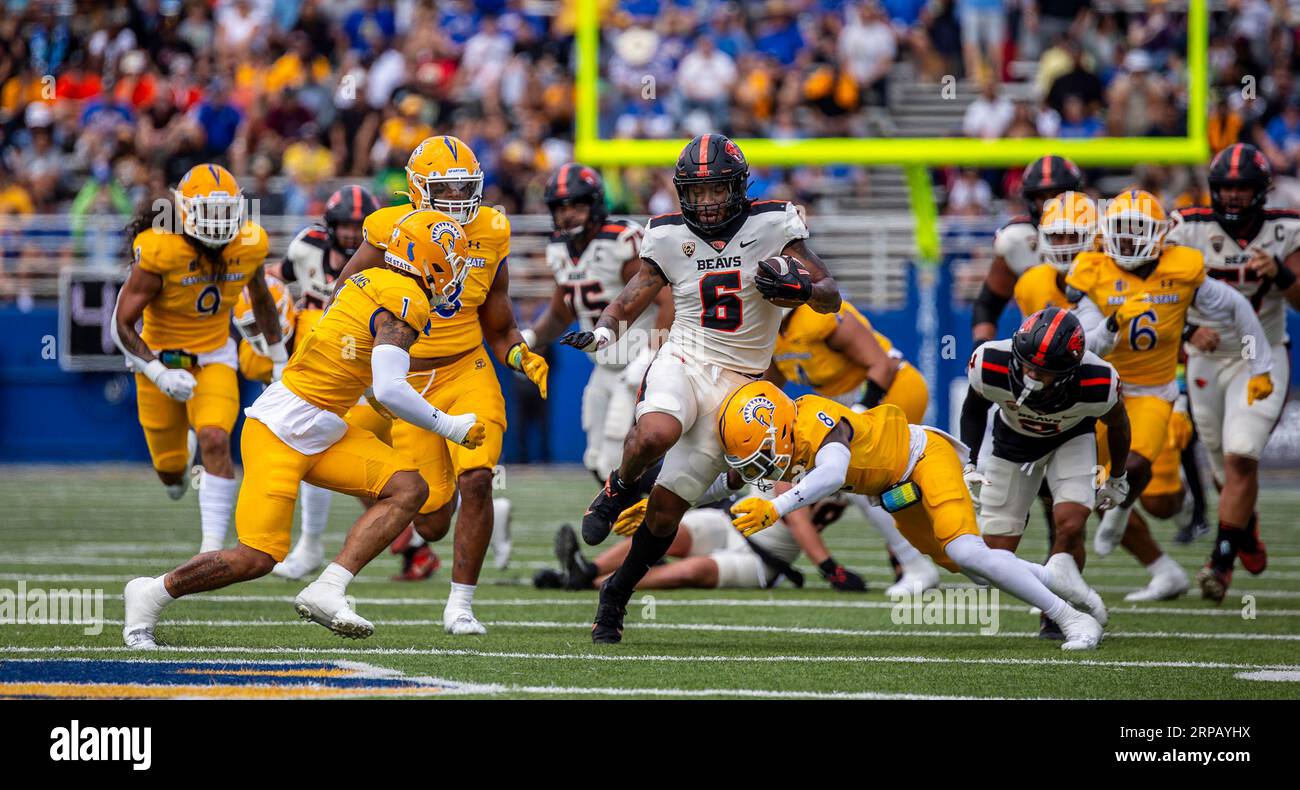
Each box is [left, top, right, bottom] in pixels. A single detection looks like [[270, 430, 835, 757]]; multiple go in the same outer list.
[[2, 464, 1298, 700]]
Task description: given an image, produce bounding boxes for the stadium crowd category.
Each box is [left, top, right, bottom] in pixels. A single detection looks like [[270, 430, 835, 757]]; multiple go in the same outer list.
[[0, 1, 1297, 233]]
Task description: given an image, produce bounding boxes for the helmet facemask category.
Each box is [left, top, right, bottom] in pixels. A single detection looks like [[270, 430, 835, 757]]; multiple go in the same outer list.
[[675, 173, 747, 233], [548, 197, 596, 241], [1102, 209, 1166, 271], [407, 169, 483, 225], [1040, 225, 1095, 271], [725, 426, 792, 486], [177, 188, 245, 247]]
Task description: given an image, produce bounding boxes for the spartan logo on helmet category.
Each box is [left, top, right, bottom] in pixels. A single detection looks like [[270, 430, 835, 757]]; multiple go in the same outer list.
[[741, 396, 776, 427]]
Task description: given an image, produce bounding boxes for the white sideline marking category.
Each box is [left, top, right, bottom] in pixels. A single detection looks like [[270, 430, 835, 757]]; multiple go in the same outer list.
[[5, 644, 1299, 673], [1234, 670, 1300, 682], [88, 617, 1300, 641]]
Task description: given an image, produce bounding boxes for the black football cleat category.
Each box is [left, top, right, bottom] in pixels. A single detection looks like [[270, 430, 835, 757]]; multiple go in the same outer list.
[[591, 579, 628, 644], [582, 471, 638, 546], [1174, 513, 1210, 545], [555, 524, 598, 590], [533, 569, 565, 589], [1037, 613, 1065, 641]]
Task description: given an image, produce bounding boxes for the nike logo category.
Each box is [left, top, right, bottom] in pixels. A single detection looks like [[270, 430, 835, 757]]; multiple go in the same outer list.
[[739, 239, 756, 248]]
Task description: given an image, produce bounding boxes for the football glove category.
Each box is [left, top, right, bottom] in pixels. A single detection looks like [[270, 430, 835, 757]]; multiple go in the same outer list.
[[144, 360, 197, 402], [754, 256, 812, 304], [810, 495, 849, 528], [1096, 472, 1129, 512], [443, 411, 487, 450], [1247, 373, 1273, 405], [559, 327, 614, 353], [962, 463, 988, 502], [1112, 292, 1152, 325], [613, 498, 648, 537], [730, 496, 780, 537], [507, 343, 549, 399], [818, 558, 868, 592]]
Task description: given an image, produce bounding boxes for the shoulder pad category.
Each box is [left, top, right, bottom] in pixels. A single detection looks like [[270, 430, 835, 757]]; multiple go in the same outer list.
[[648, 212, 685, 229], [748, 199, 790, 215]]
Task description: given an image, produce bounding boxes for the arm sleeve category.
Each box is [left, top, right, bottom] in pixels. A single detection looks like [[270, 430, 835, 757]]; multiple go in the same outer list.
[[770, 442, 851, 517], [370, 344, 462, 437], [1073, 295, 1117, 356], [695, 472, 742, 506], [972, 281, 1010, 327], [959, 386, 993, 463], [1193, 278, 1275, 375]]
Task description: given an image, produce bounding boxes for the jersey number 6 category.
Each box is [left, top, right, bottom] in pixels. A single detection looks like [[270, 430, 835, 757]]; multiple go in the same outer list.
[[700, 271, 743, 332], [1128, 309, 1158, 352]]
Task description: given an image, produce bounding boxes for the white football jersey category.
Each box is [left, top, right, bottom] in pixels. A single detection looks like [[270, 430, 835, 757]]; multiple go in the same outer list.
[[1166, 207, 1300, 353], [969, 340, 1119, 463], [993, 217, 1041, 276], [641, 200, 810, 375], [546, 218, 653, 369]]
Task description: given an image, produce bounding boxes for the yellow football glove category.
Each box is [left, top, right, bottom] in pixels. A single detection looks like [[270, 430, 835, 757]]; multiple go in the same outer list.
[[1247, 373, 1274, 406], [459, 421, 488, 450], [613, 498, 648, 537], [508, 343, 549, 399], [730, 497, 780, 537], [1113, 292, 1152, 324], [1167, 410, 1193, 451]]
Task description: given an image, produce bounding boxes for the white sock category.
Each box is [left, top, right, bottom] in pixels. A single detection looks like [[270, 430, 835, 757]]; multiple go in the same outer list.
[[1147, 553, 1180, 579], [945, 534, 1071, 621], [848, 493, 924, 565], [149, 575, 174, 606], [297, 482, 332, 549], [198, 474, 237, 550], [447, 582, 475, 611], [408, 529, 427, 550], [315, 562, 354, 593]]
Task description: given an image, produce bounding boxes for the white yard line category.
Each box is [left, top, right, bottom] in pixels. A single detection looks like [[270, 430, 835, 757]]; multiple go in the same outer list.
[[4, 644, 1298, 673], [82, 617, 1300, 641]]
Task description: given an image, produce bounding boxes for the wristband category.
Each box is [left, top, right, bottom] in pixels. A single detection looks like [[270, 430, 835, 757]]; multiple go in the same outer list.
[[507, 342, 527, 371], [1181, 322, 1200, 343], [818, 558, 839, 577], [520, 327, 538, 349], [267, 339, 289, 363], [142, 358, 169, 384], [859, 380, 887, 410], [1272, 262, 1296, 290], [593, 326, 615, 348]]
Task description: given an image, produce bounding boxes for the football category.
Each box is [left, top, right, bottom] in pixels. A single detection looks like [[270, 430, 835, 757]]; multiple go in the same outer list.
[[757, 255, 813, 308]]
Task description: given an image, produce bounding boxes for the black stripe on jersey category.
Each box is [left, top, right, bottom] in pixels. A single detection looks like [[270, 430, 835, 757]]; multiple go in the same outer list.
[[596, 219, 636, 240], [300, 224, 331, 248], [1076, 364, 1115, 403], [1265, 208, 1300, 220], [992, 417, 1096, 464], [980, 347, 1014, 390], [999, 215, 1033, 231], [748, 200, 790, 215], [649, 213, 685, 229]]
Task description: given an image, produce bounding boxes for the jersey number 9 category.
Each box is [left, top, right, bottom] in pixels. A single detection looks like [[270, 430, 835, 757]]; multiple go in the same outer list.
[[195, 285, 222, 317]]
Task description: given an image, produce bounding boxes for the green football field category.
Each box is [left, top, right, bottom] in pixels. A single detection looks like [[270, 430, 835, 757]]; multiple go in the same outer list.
[[2, 464, 1298, 700]]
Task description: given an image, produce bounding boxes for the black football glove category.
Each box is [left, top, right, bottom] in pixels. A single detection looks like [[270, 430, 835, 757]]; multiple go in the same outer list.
[[755, 256, 812, 304], [819, 558, 868, 592], [559, 330, 598, 351]]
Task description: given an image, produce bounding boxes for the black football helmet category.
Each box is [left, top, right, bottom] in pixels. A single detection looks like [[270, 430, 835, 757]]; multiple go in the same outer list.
[[544, 163, 607, 240], [1010, 306, 1086, 411], [1022, 156, 1083, 224], [1208, 142, 1272, 231], [673, 133, 750, 235], [323, 185, 381, 257]]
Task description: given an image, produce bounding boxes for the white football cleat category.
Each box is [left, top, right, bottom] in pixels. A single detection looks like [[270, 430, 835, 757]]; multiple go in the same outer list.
[[1055, 607, 1103, 651], [122, 577, 162, 649], [444, 608, 487, 635], [1093, 505, 1127, 556], [491, 497, 513, 570], [1045, 553, 1108, 626], [1124, 563, 1190, 602], [294, 583, 373, 639], [885, 556, 941, 598], [272, 540, 324, 581]]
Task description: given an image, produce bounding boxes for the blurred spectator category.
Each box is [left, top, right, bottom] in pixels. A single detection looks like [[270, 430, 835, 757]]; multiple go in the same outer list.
[[754, 1, 806, 67], [344, 0, 397, 57], [1058, 95, 1103, 138], [1105, 49, 1164, 137], [216, 0, 267, 58], [839, 1, 896, 108], [962, 77, 1013, 139], [946, 167, 993, 216], [1045, 39, 1102, 115], [957, 0, 1005, 82], [678, 37, 737, 127], [194, 78, 241, 162], [1263, 96, 1300, 175]]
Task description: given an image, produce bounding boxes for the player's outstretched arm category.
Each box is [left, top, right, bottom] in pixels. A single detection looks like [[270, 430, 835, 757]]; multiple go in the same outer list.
[[371, 311, 486, 447], [480, 262, 549, 398], [972, 256, 1015, 344], [1248, 247, 1300, 310], [1099, 400, 1131, 479], [521, 283, 577, 349], [111, 265, 163, 370], [560, 259, 667, 352], [326, 241, 384, 307], [825, 312, 896, 406], [1072, 295, 1118, 356], [1193, 277, 1274, 376], [781, 502, 868, 592], [782, 239, 841, 313], [244, 266, 288, 379], [958, 384, 993, 461]]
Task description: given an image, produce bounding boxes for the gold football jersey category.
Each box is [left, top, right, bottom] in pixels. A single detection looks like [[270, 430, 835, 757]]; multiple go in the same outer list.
[[789, 396, 912, 496], [1013, 263, 1071, 317], [773, 303, 899, 396]]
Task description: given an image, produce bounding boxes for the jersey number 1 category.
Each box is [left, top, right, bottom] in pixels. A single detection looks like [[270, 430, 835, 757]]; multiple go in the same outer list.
[[700, 271, 742, 332]]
